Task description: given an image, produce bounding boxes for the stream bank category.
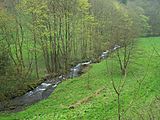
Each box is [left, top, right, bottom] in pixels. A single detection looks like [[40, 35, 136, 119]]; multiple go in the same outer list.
[[0, 45, 120, 112]]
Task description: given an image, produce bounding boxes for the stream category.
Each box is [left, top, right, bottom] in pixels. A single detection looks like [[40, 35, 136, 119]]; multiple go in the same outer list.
[[0, 45, 120, 112]]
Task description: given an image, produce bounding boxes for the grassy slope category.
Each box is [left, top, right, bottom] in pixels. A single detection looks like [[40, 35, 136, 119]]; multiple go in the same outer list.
[[0, 37, 160, 120]]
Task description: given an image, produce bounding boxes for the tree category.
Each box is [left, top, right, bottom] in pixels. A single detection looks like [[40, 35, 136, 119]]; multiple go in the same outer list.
[[128, 0, 160, 36]]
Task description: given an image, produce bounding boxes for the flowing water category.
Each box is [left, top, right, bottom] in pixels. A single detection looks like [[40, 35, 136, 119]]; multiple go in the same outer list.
[[0, 45, 120, 112], [0, 61, 91, 112]]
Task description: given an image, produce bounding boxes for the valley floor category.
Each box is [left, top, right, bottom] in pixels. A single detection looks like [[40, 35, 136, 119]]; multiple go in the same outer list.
[[0, 37, 160, 120]]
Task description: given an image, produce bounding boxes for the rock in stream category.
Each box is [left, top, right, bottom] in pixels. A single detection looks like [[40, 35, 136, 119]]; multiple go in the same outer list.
[[0, 46, 120, 112]]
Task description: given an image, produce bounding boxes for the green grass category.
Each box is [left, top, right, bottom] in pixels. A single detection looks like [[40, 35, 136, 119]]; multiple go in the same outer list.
[[0, 41, 46, 101], [0, 37, 160, 119]]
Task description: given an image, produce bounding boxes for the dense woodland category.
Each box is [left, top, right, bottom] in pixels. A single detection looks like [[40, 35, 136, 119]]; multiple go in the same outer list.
[[0, 0, 160, 119], [0, 0, 147, 83]]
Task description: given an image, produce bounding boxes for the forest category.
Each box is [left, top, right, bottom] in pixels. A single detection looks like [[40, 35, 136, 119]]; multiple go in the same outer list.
[[0, 0, 160, 120]]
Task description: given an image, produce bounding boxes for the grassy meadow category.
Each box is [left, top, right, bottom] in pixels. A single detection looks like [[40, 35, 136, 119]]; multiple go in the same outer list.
[[0, 37, 160, 119]]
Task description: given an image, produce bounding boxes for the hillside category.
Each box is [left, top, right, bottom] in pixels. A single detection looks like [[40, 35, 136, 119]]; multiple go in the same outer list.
[[0, 0, 148, 102], [0, 37, 160, 120]]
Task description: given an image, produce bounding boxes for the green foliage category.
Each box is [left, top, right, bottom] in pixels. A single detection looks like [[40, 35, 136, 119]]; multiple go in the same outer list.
[[0, 0, 150, 103], [0, 37, 160, 119], [128, 0, 160, 36], [0, 9, 12, 75], [119, 0, 127, 4], [0, 0, 159, 119], [0, 41, 10, 75]]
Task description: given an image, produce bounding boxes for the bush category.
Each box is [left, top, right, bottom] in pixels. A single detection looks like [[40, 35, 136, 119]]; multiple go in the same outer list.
[[0, 40, 11, 76]]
